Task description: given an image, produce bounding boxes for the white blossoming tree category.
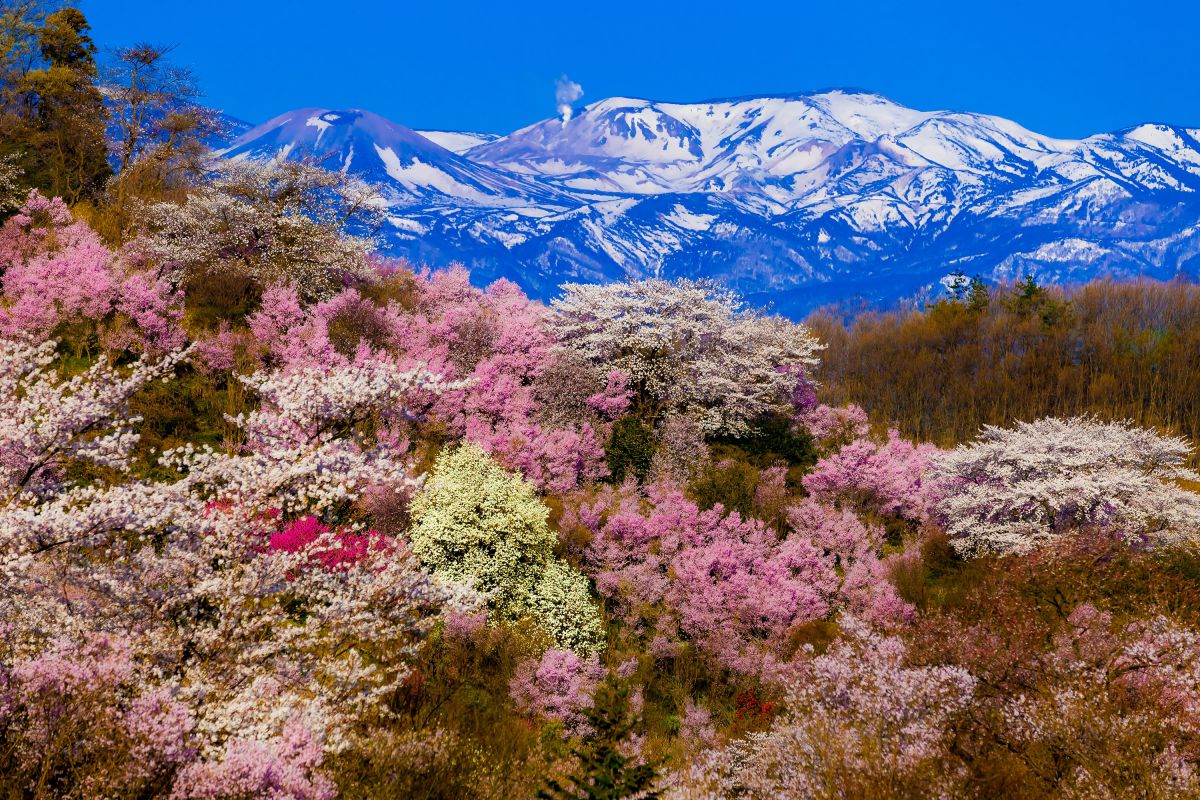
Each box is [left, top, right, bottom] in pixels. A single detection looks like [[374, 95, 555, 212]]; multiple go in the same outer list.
[[129, 159, 382, 300], [550, 279, 822, 435], [409, 442, 605, 654], [933, 416, 1200, 557], [0, 340, 479, 751]]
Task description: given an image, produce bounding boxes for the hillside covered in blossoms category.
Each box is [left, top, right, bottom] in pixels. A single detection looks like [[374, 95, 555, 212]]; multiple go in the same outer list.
[[5, 4, 1200, 799]]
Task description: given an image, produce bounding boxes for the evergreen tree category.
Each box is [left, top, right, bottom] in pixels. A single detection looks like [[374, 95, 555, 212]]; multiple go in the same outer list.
[[539, 682, 661, 800], [606, 416, 656, 483], [967, 274, 990, 312], [0, 4, 110, 204]]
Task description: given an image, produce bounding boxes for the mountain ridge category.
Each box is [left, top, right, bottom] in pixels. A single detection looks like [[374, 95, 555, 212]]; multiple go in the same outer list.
[[212, 90, 1200, 317]]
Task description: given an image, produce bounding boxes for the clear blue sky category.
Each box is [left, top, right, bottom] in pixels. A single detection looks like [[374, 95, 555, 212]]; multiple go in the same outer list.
[[81, 0, 1199, 138]]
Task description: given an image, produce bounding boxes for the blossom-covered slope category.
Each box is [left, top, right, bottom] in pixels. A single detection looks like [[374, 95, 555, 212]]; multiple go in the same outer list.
[[217, 91, 1200, 316]]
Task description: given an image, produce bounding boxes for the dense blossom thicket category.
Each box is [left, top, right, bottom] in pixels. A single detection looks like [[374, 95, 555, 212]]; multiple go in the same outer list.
[[3, 19, 1200, 791]]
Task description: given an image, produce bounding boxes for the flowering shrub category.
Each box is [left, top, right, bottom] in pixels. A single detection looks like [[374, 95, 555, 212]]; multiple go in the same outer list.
[[409, 442, 604, 653], [803, 429, 941, 524], [509, 648, 605, 736], [267, 515, 391, 572], [170, 718, 335, 800], [674, 618, 975, 799], [572, 484, 910, 678], [0, 632, 195, 799], [0, 190, 184, 353]]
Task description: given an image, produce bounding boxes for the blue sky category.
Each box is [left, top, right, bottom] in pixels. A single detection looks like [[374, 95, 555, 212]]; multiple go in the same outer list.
[[82, 0, 1198, 138]]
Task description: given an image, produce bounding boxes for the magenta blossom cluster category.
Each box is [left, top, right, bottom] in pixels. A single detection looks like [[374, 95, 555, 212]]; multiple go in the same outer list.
[[267, 515, 393, 572]]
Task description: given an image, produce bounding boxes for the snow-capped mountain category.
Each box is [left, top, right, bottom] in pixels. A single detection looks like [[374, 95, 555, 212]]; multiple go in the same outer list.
[[218, 109, 572, 209], [214, 91, 1200, 316]]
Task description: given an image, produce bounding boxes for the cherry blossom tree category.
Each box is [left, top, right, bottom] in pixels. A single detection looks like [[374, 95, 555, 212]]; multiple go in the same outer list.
[[129, 159, 382, 301], [803, 429, 941, 524], [509, 648, 605, 737], [570, 483, 910, 679], [0, 336, 186, 500], [933, 416, 1200, 556], [551, 279, 822, 435], [0, 632, 196, 798]]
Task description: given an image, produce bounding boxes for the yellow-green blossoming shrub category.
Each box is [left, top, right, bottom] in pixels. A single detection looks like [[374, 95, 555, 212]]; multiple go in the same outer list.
[[409, 443, 604, 654]]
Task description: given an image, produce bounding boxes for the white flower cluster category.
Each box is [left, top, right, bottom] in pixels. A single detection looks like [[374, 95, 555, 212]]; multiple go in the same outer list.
[[0, 342, 480, 751], [933, 416, 1200, 556], [0, 338, 187, 497], [130, 159, 382, 300], [409, 442, 604, 654], [551, 279, 822, 435]]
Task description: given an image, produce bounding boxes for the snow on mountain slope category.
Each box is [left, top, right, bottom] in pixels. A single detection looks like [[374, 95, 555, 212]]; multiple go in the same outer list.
[[218, 109, 574, 209], [213, 92, 1200, 317], [415, 129, 500, 154]]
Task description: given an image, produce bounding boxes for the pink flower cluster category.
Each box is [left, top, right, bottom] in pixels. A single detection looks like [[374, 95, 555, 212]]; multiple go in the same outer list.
[[233, 266, 626, 493], [570, 483, 913, 679], [170, 718, 334, 800], [803, 429, 941, 524], [0, 190, 184, 353], [509, 648, 605, 736], [0, 633, 194, 793]]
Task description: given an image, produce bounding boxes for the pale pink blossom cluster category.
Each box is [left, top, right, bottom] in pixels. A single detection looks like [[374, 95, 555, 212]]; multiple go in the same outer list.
[[570, 483, 913, 679], [796, 402, 869, 448], [509, 648, 605, 736], [0, 632, 196, 797], [551, 278, 822, 435], [671, 618, 975, 799]]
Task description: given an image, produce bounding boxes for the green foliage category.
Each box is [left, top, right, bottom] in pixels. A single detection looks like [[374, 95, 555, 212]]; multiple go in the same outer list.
[[334, 622, 564, 800], [1006, 273, 1072, 327], [606, 416, 656, 484], [410, 443, 605, 653], [538, 682, 662, 800], [967, 274, 990, 312], [688, 455, 759, 517], [0, 5, 110, 204], [714, 412, 817, 469]]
